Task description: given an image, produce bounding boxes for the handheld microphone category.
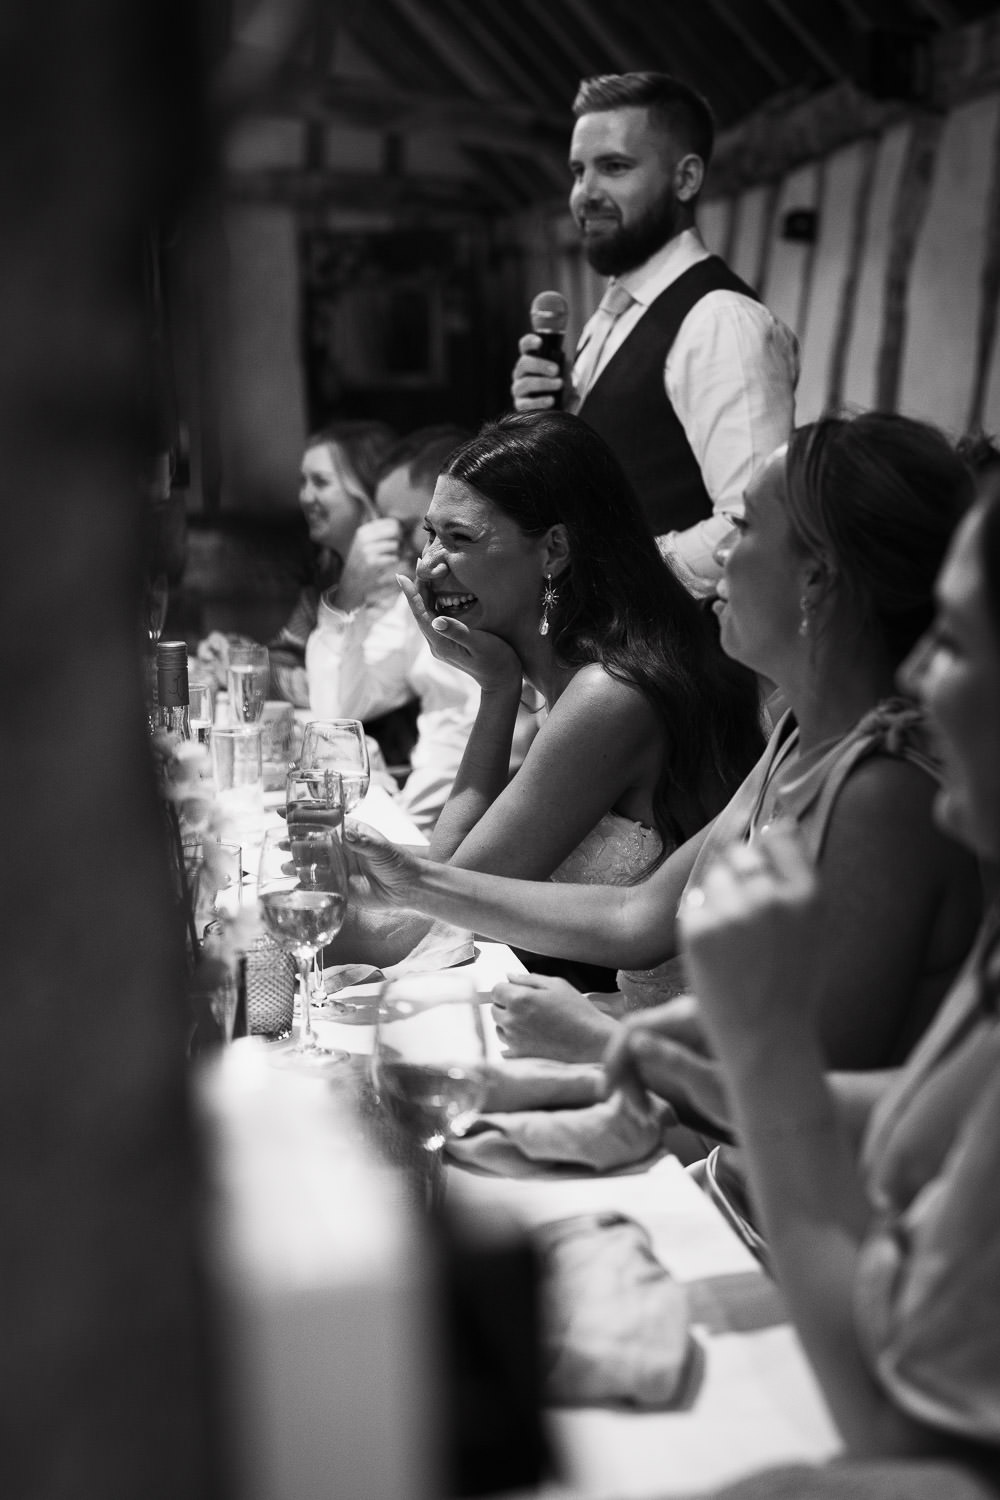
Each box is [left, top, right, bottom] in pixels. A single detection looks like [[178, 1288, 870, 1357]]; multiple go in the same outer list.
[[529, 290, 569, 408]]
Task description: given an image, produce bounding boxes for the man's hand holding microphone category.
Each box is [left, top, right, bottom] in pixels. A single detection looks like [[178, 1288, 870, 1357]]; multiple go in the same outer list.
[[510, 290, 572, 411]]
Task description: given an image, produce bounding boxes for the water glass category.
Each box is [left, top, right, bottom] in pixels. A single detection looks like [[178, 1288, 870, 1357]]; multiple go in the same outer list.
[[211, 725, 264, 836], [188, 680, 214, 746], [371, 970, 487, 1212]]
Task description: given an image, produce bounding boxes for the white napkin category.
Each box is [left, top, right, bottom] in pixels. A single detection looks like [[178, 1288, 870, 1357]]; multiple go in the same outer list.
[[447, 1057, 675, 1177], [323, 918, 476, 995], [538, 1212, 694, 1408]]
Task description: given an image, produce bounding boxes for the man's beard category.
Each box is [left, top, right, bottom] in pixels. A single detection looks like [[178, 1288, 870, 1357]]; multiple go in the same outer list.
[[581, 191, 684, 277]]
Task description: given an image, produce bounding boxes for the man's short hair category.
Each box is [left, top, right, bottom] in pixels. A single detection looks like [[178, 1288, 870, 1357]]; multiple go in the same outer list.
[[376, 424, 471, 493], [572, 72, 715, 170]]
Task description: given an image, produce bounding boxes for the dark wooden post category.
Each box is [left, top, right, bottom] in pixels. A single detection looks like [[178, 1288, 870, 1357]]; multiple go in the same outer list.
[[0, 3, 222, 1495]]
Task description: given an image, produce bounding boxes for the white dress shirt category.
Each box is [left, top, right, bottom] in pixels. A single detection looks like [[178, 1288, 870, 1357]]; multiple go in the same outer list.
[[573, 227, 800, 597], [306, 591, 482, 834]]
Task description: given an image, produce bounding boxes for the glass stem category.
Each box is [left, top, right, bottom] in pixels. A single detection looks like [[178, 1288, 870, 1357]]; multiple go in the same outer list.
[[425, 1147, 445, 1218], [297, 954, 314, 1043]]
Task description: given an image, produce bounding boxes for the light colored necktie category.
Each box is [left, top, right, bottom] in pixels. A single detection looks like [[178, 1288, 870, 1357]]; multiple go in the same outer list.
[[571, 281, 636, 407]]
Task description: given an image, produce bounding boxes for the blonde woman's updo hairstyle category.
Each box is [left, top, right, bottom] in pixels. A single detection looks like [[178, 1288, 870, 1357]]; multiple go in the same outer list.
[[783, 412, 974, 666]]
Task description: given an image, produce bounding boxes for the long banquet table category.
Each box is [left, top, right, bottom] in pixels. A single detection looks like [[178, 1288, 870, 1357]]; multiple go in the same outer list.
[[204, 784, 842, 1500]]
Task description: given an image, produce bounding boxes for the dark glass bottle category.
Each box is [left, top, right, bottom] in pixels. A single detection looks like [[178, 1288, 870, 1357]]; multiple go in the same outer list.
[[156, 640, 191, 742]]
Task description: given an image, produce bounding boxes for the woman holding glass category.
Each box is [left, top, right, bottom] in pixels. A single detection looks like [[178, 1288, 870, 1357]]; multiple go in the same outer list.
[[345, 413, 982, 1076], [196, 420, 396, 707], [333, 409, 765, 979]]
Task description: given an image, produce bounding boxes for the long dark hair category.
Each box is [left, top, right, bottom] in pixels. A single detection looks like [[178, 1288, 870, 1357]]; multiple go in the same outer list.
[[444, 410, 764, 853]]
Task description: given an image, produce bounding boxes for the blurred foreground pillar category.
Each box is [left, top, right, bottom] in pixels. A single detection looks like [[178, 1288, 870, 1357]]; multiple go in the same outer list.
[[0, 4, 221, 1496]]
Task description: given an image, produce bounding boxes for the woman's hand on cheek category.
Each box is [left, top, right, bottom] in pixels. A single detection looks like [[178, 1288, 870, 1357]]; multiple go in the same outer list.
[[677, 821, 820, 1048], [399, 573, 523, 691]]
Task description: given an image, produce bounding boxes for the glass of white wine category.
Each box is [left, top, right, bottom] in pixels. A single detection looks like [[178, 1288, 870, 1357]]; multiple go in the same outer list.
[[371, 970, 487, 1212], [257, 821, 349, 1070], [285, 768, 344, 1010], [299, 718, 370, 813], [228, 643, 270, 725]]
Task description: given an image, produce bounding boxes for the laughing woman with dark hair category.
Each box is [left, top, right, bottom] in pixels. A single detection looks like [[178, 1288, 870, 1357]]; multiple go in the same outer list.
[[333, 409, 764, 973]]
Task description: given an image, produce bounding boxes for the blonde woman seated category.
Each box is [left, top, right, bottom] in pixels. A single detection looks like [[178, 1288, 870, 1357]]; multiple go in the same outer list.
[[332, 409, 764, 972], [196, 419, 396, 706], [346, 413, 982, 1074], [609, 486, 1000, 1497]]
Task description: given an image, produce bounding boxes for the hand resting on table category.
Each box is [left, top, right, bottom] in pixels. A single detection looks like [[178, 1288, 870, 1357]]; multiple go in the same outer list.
[[491, 973, 619, 1063]]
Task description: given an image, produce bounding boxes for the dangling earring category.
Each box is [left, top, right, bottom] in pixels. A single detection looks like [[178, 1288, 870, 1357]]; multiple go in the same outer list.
[[798, 593, 812, 638], [539, 574, 559, 637]]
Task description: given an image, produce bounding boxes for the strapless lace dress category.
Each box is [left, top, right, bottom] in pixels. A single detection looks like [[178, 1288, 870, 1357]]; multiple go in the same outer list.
[[549, 813, 683, 1010]]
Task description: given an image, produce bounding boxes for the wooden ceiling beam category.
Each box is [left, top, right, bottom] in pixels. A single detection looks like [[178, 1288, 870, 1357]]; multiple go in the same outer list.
[[225, 164, 502, 213], [237, 58, 567, 157], [622, 6, 765, 121], [757, 0, 850, 80], [699, 0, 792, 87], [381, 0, 507, 97], [558, 0, 646, 73], [423, 0, 570, 190], [507, 0, 603, 84]]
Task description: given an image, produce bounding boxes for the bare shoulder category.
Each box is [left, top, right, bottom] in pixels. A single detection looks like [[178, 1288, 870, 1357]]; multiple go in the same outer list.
[[550, 661, 657, 726], [824, 751, 980, 903], [539, 663, 661, 763]]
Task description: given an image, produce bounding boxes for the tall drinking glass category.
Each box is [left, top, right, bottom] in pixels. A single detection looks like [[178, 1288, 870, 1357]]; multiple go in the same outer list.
[[188, 680, 214, 746], [299, 719, 370, 812], [257, 822, 349, 1069], [228, 643, 270, 725], [371, 970, 487, 1212], [286, 768, 344, 1007], [211, 725, 264, 839]]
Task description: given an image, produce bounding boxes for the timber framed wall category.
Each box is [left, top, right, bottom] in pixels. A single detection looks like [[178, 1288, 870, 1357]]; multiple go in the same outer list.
[[511, 12, 1000, 440]]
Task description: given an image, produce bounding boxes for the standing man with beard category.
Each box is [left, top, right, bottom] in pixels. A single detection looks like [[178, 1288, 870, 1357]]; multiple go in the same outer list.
[[512, 72, 799, 598]]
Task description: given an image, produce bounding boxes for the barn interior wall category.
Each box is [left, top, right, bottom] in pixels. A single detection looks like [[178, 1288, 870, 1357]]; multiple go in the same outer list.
[[195, 53, 1000, 531]]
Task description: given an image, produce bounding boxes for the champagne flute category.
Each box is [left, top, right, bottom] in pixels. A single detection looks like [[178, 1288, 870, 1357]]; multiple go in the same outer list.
[[257, 822, 350, 1069], [228, 643, 270, 725], [299, 719, 370, 813], [371, 970, 487, 1213]]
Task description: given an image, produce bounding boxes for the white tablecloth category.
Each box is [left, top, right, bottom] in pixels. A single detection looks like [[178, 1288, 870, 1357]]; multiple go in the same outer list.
[[448, 1159, 841, 1499]]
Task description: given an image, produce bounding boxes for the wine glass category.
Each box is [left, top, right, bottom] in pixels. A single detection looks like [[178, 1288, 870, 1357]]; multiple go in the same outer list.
[[371, 970, 488, 1213], [299, 719, 370, 813], [257, 822, 350, 1069], [285, 768, 344, 1008], [285, 766, 344, 830], [228, 643, 270, 725]]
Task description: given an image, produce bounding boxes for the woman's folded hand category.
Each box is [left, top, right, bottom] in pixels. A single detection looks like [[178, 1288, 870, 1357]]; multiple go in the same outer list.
[[603, 1019, 733, 1139], [491, 973, 619, 1063]]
